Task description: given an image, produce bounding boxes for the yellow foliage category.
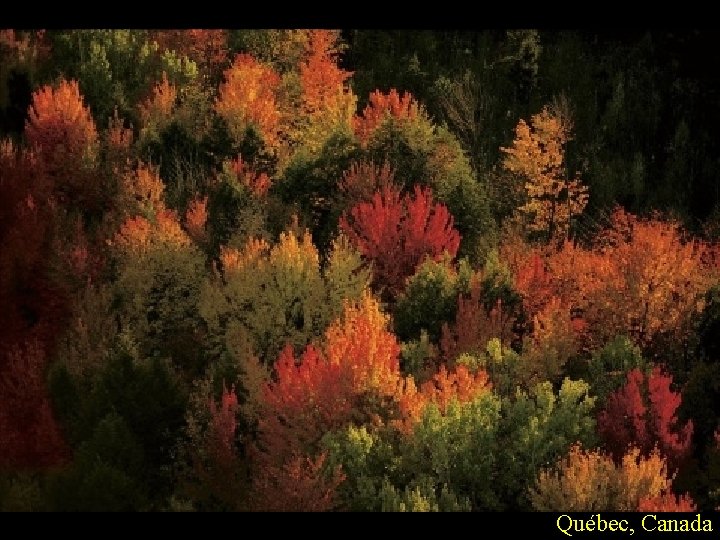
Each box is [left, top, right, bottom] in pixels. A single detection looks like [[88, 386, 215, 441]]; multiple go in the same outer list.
[[502, 106, 588, 240], [531, 445, 673, 511]]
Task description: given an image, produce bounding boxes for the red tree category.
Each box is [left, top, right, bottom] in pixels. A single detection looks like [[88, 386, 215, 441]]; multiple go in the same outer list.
[[253, 294, 400, 510], [440, 280, 515, 363], [598, 366, 693, 471], [340, 184, 460, 299], [0, 341, 69, 469]]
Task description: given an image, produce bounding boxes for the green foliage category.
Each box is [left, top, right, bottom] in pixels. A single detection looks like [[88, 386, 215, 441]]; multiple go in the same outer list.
[[46, 412, 148, 511], [400, 330, 437, 381], [394, 257, 473, 342], [498, 379, 596, 508], [0, 474, 44, 512], [206, 170, 266, 256], [323, 378, 595, 511], [48, 337, 188, 508], [277, 132, 362, 252], [200, 231, 369, 363], [114, 237, 207, 372], [48, 30, 197, 127], [586, 335, 646, 404], [698, 285, 720, 361], [378, 479, 471, 512]]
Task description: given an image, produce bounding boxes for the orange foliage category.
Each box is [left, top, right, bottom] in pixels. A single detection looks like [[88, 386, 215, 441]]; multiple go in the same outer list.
[[139, 73, 176, 128], [353, 89, 420, 144], [299, 30, 352, 116], [220, 238, 270, 274], [25, 78, 98, 176], [114, 208, 191, 253], [105, 109, 134, 174], [532, 445, 676, 511], [254, 294, 401, 507], [120, 162, 165, 216], [226, 155, 272, 196], [323, 294, 402, 397], [184, 195, 208, 244], [396, 364, 491, 432], [514, 250, 556, 318], [216, 54, 281, 147], [547, 209, 712, 353]]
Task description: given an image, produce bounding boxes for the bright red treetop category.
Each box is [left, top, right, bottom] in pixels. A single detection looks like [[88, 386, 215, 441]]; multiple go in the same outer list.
[[340, 184, 460, 300]]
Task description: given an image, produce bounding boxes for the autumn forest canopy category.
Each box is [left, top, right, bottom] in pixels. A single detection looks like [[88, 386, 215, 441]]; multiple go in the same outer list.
[[2, 29, 720, 512]]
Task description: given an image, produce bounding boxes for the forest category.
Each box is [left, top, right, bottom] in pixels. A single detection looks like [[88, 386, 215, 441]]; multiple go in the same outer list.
[[1, 29, 719, 512]]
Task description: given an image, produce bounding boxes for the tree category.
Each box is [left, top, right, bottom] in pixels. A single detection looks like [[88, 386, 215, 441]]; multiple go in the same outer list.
[[295, 29, 356, 156], [598, 367, 693, 471], [340, 184, 460, 300], [149, 30, 228, 82], [0, 341, 69, 470], [112, 209, 207, 372], [394, 257, 473, 342], [531, 445, 690, 511], [201, 229, 369, 363], [252, 293, 399, 510], [440, 280, 515, 364], [546, 208, 713, 357], [25, 78, 99, 206], [215, 53, 281, 149], [353, 89, 420, 145], [501, 105, 588, 241]]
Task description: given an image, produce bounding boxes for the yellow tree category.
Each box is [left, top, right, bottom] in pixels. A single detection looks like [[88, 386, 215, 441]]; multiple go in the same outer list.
[[502, 106, 588, 240]]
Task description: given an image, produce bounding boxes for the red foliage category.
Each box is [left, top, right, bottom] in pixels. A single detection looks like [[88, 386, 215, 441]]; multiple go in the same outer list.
[[514, 251, 555, 318], [0, 341, 69, 470], [440, 282, 515, 362], [206, 385, 239, 472], [397, 364, 491, 432], [251, 452, 345, 512], [638, 491, 697, 512], [0, 142, 66, 350], [340, 184, 460, 299], [598, 367, 693, 471], [226, 155, 272, 197], [253, 295, 401, 509], [353, 89, 420, 144]]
